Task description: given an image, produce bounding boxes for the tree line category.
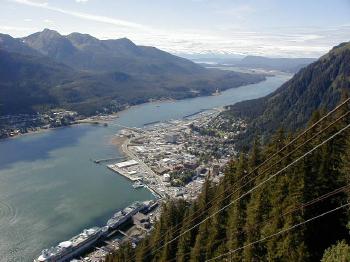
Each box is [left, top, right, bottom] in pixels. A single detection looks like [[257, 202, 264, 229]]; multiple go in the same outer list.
[[108, 97, 350, 262]]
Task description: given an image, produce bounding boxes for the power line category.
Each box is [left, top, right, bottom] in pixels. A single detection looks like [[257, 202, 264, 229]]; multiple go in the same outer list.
[[206, 201, 350, 261], [135, 100, 350, 259], [210, 110, 350, 216], [138, 108, 350, 260], [130, 98, 350, 260], [145, 122, 350, 259], [165, 184, 350, 262]]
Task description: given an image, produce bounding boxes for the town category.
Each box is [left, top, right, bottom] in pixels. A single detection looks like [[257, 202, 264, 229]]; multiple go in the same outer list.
[[34, 108, 248, 262], [0, 109, 120, 139], [109, 109, 240, 199], [83, 109, 247, 261], [0, 110, 79, 139]]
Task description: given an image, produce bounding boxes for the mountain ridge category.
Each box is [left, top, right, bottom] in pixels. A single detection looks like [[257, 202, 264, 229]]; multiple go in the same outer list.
[[0, 29, 265, 116], [225, 41, 350, 146], [21, 29, 205, 75]]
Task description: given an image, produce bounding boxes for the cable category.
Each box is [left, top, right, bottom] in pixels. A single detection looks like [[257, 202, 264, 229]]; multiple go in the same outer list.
[[145, 122, 350, 259], [131, 99, 350, 261], [212, 110, 350, 216], [151, 99, 350, 243], [141, 109, 350, 260], [206, 201, 350, 261], [165, 184, 350, 262]]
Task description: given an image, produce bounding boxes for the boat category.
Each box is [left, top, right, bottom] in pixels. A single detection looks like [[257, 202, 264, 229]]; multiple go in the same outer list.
[[212, 88, 221, 96], [35, 202, 149, 261], [106, 201, 147, 230], [132, 181, 144, 189], [34, 227, 103, 262]]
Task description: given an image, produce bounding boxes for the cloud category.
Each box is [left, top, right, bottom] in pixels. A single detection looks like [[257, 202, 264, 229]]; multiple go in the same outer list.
[[6, 0, 350, 58], [75, 0, 89, 3], [11, 0, 149, 30], [128, 25, 350, 58]]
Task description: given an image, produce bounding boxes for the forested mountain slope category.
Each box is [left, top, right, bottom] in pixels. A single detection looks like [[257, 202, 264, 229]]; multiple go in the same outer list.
[[226, 42, 350, 145], [0, 30, 264, 116], [22, 29, 207, 75], [0, 49, 75, 114], [109, 101, 350, 262], [107, 42, 350, 262]]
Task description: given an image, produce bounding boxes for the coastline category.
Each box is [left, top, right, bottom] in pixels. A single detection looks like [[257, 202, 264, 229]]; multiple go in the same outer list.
[[0, 72, 293, 262], [109, 134, 164, 199], [110, 135, 128, 154], [0, 115, 118, 142], [0, 74, 267, 142]]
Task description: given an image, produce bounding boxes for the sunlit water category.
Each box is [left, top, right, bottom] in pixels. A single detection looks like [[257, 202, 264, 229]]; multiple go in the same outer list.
[[0, 72, 291, 261]]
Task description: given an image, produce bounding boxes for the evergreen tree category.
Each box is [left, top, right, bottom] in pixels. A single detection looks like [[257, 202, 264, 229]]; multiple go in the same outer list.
[[204, 181, 229, 260], [226, 154, 248, 261], [110, 103, 350, 262], [176, 208, 194, 262]]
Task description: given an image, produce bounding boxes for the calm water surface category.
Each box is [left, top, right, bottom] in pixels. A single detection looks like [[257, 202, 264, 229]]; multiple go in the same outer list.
[[0, 72, 291, 261]]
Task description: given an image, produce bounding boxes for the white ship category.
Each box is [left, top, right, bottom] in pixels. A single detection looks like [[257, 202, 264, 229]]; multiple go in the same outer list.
[[106, 201, 146, 230], [35, 227, 103, 262], [35, 201, 149, 262]]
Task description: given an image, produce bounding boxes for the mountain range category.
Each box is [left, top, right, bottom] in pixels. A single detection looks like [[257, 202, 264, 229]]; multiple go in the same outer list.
[[192, 55, 316, 73], [109, 40, 350, 262], [225, 41, 350, 146], [0, 29, 264, 116]]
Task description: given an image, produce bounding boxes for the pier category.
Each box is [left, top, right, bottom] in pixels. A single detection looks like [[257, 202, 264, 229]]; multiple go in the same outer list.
[[92, 157, 126, 164], [108, 123, 144, 133], [107, 163, 141, 181]]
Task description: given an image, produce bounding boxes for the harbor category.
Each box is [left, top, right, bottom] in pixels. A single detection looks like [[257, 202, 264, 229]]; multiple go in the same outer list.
[[34, 200, 159, 262], [34, 107, 243, 261], [105, 108, 237, 201], [0, 73, 291, 262], [107, 160, 142, 182]]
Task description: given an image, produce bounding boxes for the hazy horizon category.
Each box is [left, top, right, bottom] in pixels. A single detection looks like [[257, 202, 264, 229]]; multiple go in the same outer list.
[[1, 0, 349, 58]]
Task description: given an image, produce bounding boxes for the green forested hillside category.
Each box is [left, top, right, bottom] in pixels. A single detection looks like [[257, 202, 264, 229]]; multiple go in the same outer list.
[[0, 49, 75, 114], [226, 42, 350, 147], [22, 29, 205, 75], [108, 99, 350, 262], [0, 31, 264, 116]]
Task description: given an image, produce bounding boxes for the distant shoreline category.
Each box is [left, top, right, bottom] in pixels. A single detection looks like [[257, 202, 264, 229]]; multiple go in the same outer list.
[[0, 73, 267, 142]]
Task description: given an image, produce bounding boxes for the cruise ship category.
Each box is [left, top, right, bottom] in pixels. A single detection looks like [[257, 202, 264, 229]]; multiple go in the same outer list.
[[35, 227, 105, 262], [35, 201, 150, 262], [106, 201, 146, 230]]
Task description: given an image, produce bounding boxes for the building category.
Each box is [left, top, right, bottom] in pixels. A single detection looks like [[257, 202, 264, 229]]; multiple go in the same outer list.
[[154, 166, 170, 175], [133, 212, 149, 225], [133, 212, 151, 229], [163, 173, 171, 182], [165, 133, 179, 144], [115, 160, 138, 168], [184, 161, 199, 169]]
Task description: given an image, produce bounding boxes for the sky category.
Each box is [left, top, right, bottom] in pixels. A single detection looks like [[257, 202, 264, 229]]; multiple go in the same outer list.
[[0, 0, 349, 58]]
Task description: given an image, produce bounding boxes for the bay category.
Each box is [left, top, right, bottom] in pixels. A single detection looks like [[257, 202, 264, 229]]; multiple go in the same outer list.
[[0, 72, 291, 261]]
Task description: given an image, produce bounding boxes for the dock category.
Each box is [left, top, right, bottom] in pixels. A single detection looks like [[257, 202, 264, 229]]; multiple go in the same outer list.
[[144, 185, 163, 199], [93, 156, 126, 164], [107, 164, 141, 181]]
